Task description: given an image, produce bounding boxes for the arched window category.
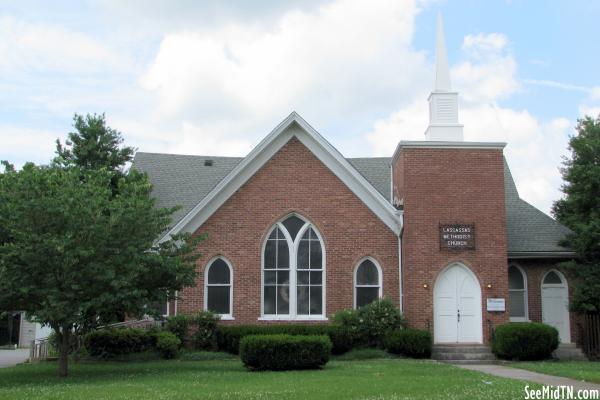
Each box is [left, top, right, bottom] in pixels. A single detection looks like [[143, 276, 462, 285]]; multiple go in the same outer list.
[[543, 271, 563, 285], [355, 258, 382, 308], [508, 265, 528, 321], [204, 257, 233, 318], [262, 214, 325, 319]]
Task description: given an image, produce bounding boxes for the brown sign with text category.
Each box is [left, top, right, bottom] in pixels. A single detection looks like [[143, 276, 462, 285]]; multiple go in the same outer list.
[[439, 224, 475, 250]]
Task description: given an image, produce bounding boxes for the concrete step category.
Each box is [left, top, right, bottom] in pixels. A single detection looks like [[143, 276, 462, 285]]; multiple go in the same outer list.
[[433, 352, 496, 361], [439, 359, 498, 365], [558, 343, 577, 348], [553, 344, 587, 361], [432, 344, 496, 363], [432, 346, 493, 354]]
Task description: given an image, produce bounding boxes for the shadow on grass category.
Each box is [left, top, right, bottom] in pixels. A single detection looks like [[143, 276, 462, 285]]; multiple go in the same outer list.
[[0, 358, 246, 387]]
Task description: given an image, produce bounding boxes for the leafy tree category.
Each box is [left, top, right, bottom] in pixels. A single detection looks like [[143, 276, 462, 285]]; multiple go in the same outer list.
[[54, 113, 135, 174], [552, 115, 600, 313], [0, 163, 200, 377]]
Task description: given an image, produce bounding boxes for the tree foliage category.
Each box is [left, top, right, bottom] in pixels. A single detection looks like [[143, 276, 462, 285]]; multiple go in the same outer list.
[[0, 163, 200, 376], [54, 113, 135, 174], [552, 115, 600, 313]]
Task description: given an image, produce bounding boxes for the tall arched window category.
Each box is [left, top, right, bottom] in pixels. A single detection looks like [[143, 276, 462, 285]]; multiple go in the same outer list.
[[508, 264, 527, 321], [205, 257, 233, 319], [262, 214, 325, 319], [355, 258, 382, 308]]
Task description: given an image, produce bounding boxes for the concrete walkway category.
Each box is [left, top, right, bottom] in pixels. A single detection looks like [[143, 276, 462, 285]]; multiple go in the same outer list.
[[0, 349, 29, 368], [457, 364, 600, 392]]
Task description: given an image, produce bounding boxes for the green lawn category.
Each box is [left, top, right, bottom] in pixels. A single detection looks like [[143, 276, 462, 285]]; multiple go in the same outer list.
[[512, 361, 600, 384], [0, 355, 540, 400]]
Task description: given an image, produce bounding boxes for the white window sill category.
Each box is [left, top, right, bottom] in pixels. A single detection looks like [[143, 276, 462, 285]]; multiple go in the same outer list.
[[258, 316, 329, 322], [219, 315, 235, 321], [509, 317, 529, 322]]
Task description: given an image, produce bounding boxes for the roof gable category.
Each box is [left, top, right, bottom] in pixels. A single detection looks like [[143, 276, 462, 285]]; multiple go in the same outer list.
[[156, 112, 402, 242]]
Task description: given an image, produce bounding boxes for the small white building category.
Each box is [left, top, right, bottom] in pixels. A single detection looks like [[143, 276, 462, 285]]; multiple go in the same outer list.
[[1, 312, 52, 348]]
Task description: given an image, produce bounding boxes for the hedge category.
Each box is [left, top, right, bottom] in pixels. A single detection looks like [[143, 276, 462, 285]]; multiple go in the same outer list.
[[83, 328, 179, 359], [84, 328, 155, 358], [216, 324, 352, 355], [492, 322, 559, 360], [155, 331, 181, 359], [385, 329, 432, 358], [164, 315, 191, 344], [240, 334, 331, 370]]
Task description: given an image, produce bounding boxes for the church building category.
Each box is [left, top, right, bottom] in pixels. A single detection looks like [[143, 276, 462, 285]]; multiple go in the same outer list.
[[133, 16, 576, 350]]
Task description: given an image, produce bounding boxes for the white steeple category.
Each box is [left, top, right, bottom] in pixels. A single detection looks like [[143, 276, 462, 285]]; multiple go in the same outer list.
[[425, 13, 463, 141]]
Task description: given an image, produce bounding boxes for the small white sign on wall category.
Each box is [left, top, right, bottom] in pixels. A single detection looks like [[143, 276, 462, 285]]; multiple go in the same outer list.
[[486, 298, 505, 312]]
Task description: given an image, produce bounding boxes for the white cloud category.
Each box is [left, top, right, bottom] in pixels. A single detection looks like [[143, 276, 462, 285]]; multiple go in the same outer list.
[[140, 0, 428, 124], [366, 100, 427, 155], [0, 125, 66, 167], [463, 33, 508, 55], [0, 16, 127, 74], [522, 79, 591, 93], [579, 105, 600, 118], [125, 0, 434, 158], [463, 106, 570, 212], [578, 86, 600, 118], [453, 33, 518, 103]]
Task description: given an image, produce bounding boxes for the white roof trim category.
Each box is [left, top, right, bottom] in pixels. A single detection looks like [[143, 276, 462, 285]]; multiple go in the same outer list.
[[159, 112, 402, 243], [392, 140, 506, 162]]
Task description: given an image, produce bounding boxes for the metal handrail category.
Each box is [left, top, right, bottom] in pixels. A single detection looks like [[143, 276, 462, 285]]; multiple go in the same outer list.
[[29, 319, 160, 362], [29, 337, 58, 362]]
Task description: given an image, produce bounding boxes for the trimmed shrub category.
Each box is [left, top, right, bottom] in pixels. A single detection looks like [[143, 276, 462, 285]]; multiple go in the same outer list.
[[492, 322, 559, 360], [357, 299, 405, 346], [327, 325, 355, 355], [385, 329, 432, 358], [193, 311, 220, 351], [164, 315, 191, 345], [164, 311, 220, 350], [216, 324, 351, 355], [84, 328, 154, 358], [155, 331, 181, 359], [331, 309, 363, 345], [333, 299, 406, 347], [240, 334, 331, 371]]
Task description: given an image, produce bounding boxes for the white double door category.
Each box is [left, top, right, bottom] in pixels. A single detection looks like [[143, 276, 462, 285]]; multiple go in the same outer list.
[[434, 264, 482, 343]]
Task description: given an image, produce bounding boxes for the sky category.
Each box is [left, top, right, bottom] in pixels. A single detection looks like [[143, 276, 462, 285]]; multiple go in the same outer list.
[[1, 0, 599, 216]]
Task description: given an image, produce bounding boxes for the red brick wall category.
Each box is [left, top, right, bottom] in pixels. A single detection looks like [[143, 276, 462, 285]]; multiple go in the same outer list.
[[394, 147, 509, 343], [177, 137, 399, 323], [510, 259, 581, 344]]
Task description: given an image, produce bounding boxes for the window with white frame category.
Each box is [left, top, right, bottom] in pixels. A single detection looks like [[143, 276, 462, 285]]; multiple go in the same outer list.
[[205, 258, 233, 318], [355, 258, 382, 308], [508, 265, 528, 321], [160, 301, 169, 318], [262, 214, 324, 319]]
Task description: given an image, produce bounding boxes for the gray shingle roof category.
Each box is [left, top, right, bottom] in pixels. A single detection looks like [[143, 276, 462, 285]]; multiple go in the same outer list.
[[132, 152, 243, 229], [503, 159, 573, 256], [132, 151, 572, 256], [347, 157, 391, 200]]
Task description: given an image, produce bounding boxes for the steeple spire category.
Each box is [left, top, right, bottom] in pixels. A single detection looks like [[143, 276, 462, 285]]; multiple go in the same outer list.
[[425, 12, 463, 141], [434, 12, 451, 92]]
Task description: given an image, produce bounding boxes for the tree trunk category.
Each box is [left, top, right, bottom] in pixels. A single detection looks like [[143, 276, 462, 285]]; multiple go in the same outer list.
[[57, 327, 70, 378]]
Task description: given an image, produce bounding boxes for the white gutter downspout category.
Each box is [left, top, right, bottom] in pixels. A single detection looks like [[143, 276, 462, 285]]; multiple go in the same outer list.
[[397, 211, 404, 313], [174, 291, 178, 316]]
